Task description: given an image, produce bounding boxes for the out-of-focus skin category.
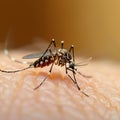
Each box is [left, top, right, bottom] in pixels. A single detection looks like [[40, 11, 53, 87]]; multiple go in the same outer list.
[[0, 41, 120, 120]]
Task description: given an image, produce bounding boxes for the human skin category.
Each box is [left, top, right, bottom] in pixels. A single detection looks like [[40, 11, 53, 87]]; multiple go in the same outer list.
[[0, 42, 120, 120]]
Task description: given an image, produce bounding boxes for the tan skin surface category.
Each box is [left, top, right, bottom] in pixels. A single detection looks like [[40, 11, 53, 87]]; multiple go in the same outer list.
[[0, 42, 120, 120]]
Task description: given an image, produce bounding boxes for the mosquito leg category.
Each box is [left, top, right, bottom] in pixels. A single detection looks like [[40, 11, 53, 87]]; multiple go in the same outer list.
[[69, 45, 75, 62], [4, 33, 31, 65], [77, 71, 92, 78], [41, 39, 57, 58], [0, 66, 32, 73], [4, 49, 31, 65], [67, 73, 89, 97], [34, 74, 50, 90], [61, 41, 64, 49], [34, 63, 54, 90], [67, 72, 80, 90], [67, 67, 91, 78], [49, 63, 54, 72], [48, 48, 55, 56], [66, 67, 89, 97], [72, 71, 89, 97], [69, 44, 91, 78], [65, 65, 79, 89]]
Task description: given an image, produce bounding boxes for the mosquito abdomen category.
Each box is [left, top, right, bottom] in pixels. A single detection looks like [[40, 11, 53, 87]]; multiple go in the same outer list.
[[33, 55, 56, 68]]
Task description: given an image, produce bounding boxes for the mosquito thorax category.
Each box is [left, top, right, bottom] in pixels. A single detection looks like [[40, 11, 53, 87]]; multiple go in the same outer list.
[[57, 48, 72, 60]]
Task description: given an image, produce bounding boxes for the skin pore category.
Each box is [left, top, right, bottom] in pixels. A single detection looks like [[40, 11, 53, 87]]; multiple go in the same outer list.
[[0, 41, 120, 120]]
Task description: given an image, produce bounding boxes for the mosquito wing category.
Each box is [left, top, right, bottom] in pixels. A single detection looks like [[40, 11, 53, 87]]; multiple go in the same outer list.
[[22, 51, 56, 59], [22, 52, 44, 59]]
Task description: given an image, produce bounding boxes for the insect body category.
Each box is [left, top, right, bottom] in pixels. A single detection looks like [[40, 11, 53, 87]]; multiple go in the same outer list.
[[0, 39, 91, 97]]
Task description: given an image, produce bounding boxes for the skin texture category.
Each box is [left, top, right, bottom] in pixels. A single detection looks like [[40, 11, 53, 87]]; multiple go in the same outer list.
[[0, 42, 120, 120]]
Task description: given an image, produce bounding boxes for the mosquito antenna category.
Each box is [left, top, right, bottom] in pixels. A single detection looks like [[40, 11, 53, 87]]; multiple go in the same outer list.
[[76, 57, 92, 66], [0, 66, 32, 73], [76, 63, 89, 66]]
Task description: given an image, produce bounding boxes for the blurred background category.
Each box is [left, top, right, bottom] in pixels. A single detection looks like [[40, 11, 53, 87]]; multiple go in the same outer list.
[[0, 0, 120, 60]]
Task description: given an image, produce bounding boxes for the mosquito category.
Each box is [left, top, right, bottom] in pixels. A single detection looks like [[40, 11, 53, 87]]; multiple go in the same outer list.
[[0, 39, 91, 97]]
